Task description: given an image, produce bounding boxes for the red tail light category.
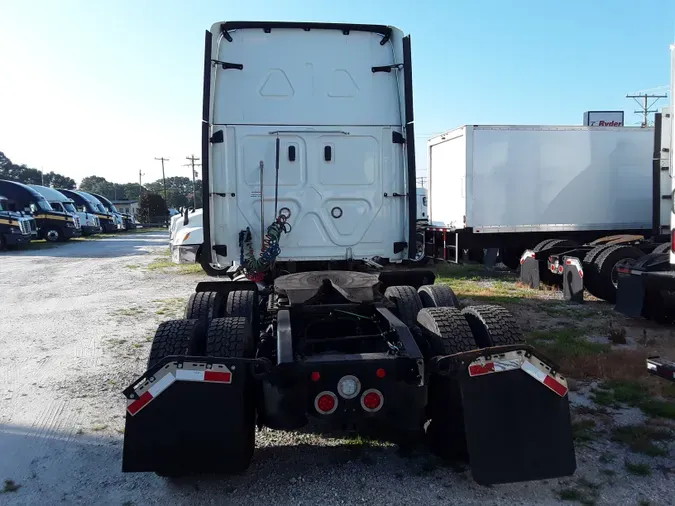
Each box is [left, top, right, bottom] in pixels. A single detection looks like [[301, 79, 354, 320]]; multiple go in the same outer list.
[[314, 391, 338, 415], [671, 229, 675, 253], [360, 389, 384, 412]]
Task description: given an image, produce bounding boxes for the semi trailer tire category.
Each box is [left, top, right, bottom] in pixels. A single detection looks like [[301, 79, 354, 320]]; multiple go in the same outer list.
[[581, 245, 608, 297], [205, 316, 256, 473], [416, 307, 475, 356], [592, 245, 644, 303], [148, 319, 206, 369], [461, 305, 524, 348], [384, 285, 423, 328], [418, 284, 459, 309], [653, 242, 671, 254], [184, 291, 225, 325], [416, 307, 475, 462]]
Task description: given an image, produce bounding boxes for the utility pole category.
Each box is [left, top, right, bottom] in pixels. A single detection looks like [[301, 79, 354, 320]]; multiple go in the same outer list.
[[138, 169, 145, 201], [626, 93, 668, 127], [154, 157, 169, 206], [185, 155, 201, 210]]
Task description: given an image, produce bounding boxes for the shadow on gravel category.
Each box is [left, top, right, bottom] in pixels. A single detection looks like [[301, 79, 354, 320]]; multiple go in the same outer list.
[[0, 233, 168, 259]]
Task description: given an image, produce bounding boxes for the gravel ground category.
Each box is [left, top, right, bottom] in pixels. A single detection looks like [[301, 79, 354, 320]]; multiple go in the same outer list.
[[0, 232, 673, 505]]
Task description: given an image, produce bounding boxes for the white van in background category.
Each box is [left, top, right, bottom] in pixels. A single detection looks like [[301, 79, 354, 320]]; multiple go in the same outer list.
[[29, 185, 101, 235]]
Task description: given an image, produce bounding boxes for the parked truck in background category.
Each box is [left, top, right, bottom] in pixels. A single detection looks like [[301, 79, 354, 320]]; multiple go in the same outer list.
[[59, 189, 117, 233], [28, 184, 100, 235], [122, 21, 575, 486], [425, 125, 657, 267], [88, 192, 136, 230], [0, 180, 80, 242], [0, 197, 34, 249]]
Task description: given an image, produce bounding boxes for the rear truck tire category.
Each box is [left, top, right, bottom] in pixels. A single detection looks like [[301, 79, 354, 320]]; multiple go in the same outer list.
[[184, 291, 225, 325], [205, 316, 256, 473], [415, 307, 475, 461], [384, 285, 423, 328], [418, 284, 460, 309], [460, 305, 524, 348], [43, 226, 62, 243], [206, 316, 256, 359], [147, 319, 207, 370], [225, 290, 259, 340], [416, 307, 475, 355], [653, 242, 671, 254], [592, 245, 644, 303]]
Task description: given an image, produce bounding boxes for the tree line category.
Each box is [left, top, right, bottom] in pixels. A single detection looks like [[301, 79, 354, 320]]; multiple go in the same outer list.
[[1, 150, 203, 210]]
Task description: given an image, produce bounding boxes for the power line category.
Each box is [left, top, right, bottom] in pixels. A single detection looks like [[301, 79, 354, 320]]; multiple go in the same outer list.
[[154, 157, 169, 204], [626, 93, 668, 127]]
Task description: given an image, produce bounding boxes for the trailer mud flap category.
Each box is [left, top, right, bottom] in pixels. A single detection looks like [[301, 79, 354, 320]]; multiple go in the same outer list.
[[122, 356, 257, 475], [562, 257, 584, 303], [459, 351, 576, 485], [615, 272, 646, 318], [519, 254, 540, 289]]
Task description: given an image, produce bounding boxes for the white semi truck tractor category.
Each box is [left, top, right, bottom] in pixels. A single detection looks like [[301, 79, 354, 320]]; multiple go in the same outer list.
[[121, 21, 576, 485]]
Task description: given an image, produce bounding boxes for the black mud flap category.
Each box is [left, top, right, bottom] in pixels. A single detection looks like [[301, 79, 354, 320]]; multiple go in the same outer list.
[[520, 256, 540, 289], [615, 272, 646, 318], [562, 257, 584, 303], [122, 356, 260, 475], [457, 349, 576, 485]]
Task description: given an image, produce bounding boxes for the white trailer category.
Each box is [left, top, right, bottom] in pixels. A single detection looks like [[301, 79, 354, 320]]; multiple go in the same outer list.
[[426, 125, 657, 266]]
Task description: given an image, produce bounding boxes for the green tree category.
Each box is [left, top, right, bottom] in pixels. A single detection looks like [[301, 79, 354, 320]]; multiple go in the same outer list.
[[44, 171, 76, 189], [145, 176, 202, 209], [137, 192, 167, 223]]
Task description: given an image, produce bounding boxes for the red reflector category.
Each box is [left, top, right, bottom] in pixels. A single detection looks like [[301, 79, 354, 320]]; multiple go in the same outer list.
[[558, 265, 563, 274], [672, 230, 675, 253], [543, 375, 568, 397], [311, 371, 321, 382], [363, 392, 381, 410], [204, 370, 232, 383], [376, 368, 386, 378], [616, 266, 631, 274], [317, 394, 335, 413], [468, 362, 495, 376], [127, 390, 152, 415]]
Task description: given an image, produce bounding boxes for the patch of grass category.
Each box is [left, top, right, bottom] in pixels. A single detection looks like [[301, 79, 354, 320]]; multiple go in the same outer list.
[[113, 306, 145, 317], [638, 500, 651, 506], [592, 380, 675, 420], [2, 480, 21, 493], [572, 419, 597, 442], [557, 488, 585, 501], [526, 327, 611, 361], [612, 424, 672, 457], [147, 258, 174, 271], [125, 264, 140, 270], [641, 399, 675, 420], [607, 322, 627, 345], [90, 424, 108, 432], [625, 460, 651, 476], [178, 263, 203, 275], [17, 239, 61, 250]]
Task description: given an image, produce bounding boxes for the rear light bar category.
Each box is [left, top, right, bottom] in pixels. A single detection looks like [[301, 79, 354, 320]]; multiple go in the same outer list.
[[468, 351, 568, 397], [360, 388, 384, 412]]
